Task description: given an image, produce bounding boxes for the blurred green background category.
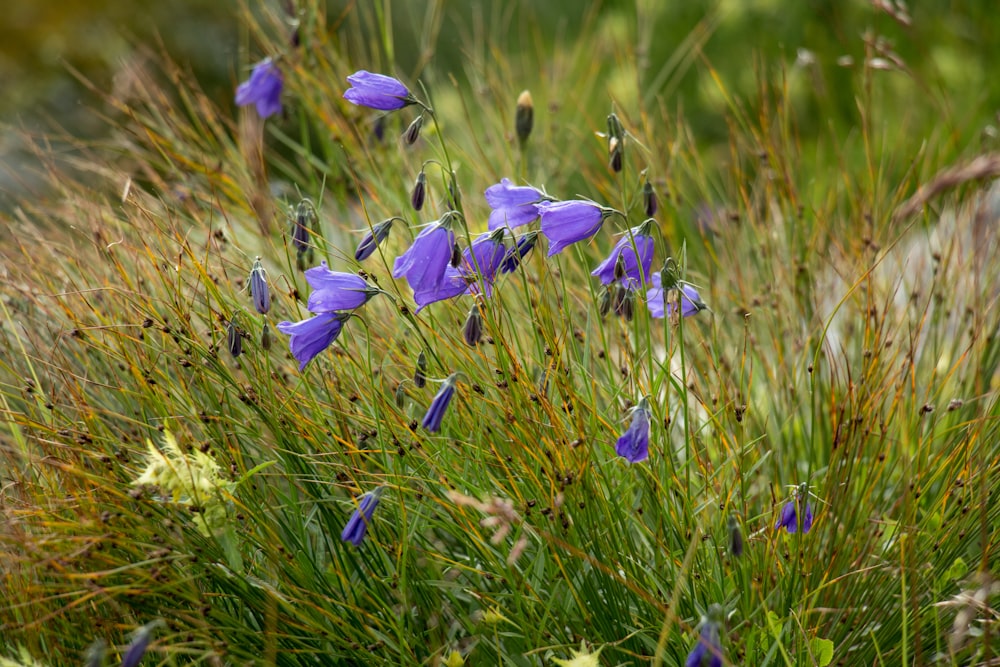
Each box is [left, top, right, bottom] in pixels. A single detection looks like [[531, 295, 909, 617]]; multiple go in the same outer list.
[[3, 0, 999, 202]]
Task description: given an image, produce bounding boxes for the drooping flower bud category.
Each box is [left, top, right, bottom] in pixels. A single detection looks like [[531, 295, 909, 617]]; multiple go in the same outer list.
[[249, 257, 271, 314], [414, 350, 428, 388], [643, 179, 658, 217], [450, 241, 463, 268], [447, 171, 461, 211], [515, 90, 534, 145], [606, 113, 625, 173], [227, 319, 243, 358], [292, 198, 317, 270], [261, 322, 273, 351], [728, 514, 743, 557], [411, 171, 427, 211], [463, 307, 483, 347], [395, 383, 406, 409], [403, 114, 424, 145], [355, 218, 395, 261]]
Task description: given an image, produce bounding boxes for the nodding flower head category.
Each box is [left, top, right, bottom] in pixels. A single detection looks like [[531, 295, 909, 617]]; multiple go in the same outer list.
[[235, 59, 283, 119], [343, 70, 414, 111], [393, 214, 457, 294], [685, 606, 724, 667], [485, 178, 545, 230], [776, 484, 814, 534], [500, 231, 539, 274], [276, 312, 348, 371], [422, 374, 459, 433], [646, 273, 706, 319], [249, 257, 271, 314], [538, 200, 609, 256], [615, 396, 651, 463], [304, 262, 379, 312], [340, 487, 385, 546], [591, 221, 655, 289]]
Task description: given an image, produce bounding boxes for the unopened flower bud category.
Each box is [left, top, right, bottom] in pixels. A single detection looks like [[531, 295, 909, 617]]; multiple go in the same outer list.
[[613, 285, 634, 321], [261, 322, 273, 350], [227, 319, 243, 358], [395, 383, 406, 409], [608, 136, 623, 173], [599, 288, 612, 317], [414, 350, 428, 388], [643, 180, 658, 217], [448, 172, 461, 211], [515, 90, 534, 144], [463, 307, 483, 347], [403, 115, 424, 145], [249, 257, 271, 314], [451, 241, 462, 268], [411, 171, 427, 211], [355, 218, 395, 261], [728, 515, 744, 557], [292, 199, 316, 255]]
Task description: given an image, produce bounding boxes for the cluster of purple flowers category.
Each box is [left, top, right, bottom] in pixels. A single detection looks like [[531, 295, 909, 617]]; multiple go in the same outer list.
[[275, 262, 380, 370]]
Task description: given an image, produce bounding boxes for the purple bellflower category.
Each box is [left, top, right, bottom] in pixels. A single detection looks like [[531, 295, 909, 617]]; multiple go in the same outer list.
[[422, 374, 458, 432], [686, 618, 723, 667], [537, 200, 609, 256], [646, 274, 706, 319], [121, 621, 163, 667], [393, 214, 458, 294], [341, 487, 385, 546], [343, 71, 414, 111], [592, 220, 655, 288], [235, 59, 283, 119], [776, 486, 814, 533], [304, 262, 379, 312], [485, 178, 546, 230], [615, 396, 651, 463], [500, 231, 539, 273], [276, 312, 347, 370], [412, 229, 507, 311]]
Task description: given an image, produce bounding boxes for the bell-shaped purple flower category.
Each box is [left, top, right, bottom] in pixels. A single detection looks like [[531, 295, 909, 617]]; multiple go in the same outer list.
[[276, 312, 347, 370], [343, 70, 414, 111], [592, 223, 655, 288], [304, 262, 378, 312], [615, 397, 651, 463], [485, 178, 545, 230], [776, 495, 814, 534], [121, 621, 163, 667], [500, 231, 539, 273], [538, 200, 607, 256], [341, 487, 385, 546], [235, 59, 283, 119], [422, 374, 458, 433], [462, 230, 507, 297], [393, 216, 457, 293], [685, 620, 723, 667], [413, 268, 469, 312], [646, 274, 706, 319]]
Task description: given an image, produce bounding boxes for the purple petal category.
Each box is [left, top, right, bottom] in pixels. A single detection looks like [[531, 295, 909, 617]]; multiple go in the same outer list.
[[344, 70, 411, 111], [538, 200, 605, 255], [393, 223, 455, 293], [485, 178, 544, 230], [235, 59, 283, 119], [276, 313, 345, 370]]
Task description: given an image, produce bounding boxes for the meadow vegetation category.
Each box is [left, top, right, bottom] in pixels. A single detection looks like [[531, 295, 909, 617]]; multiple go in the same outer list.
[[1, 1, 998, 665]]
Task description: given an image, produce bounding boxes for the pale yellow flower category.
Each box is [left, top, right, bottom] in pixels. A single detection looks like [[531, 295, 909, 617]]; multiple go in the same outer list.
[[551, 642, 603, 667]]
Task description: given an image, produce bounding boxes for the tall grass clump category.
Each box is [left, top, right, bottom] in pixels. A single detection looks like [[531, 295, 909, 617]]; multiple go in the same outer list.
[[2, 1, 998, 665]]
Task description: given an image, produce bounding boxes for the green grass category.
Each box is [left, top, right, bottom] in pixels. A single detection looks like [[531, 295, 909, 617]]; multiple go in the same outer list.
[[1, 1, 998, 665]]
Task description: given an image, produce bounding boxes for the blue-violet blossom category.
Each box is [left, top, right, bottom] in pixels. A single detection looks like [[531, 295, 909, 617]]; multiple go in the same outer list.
[[646, 274, 706, 319], [235, 59, 283, 119], [685, 618, 723, 667], [343, 71, 414, 111], [422, 374, 458, 432], [592, 221, 655, 288], [304, 262, 378, 312], [249, 257, 270, 314], [412, 230, 507, 311], [485, 178, 545, 230], [276, 312, 347, 370], [615, 397, 651, 463], [776, 491, 814, 534], [537, 200, 608, 256], [341, 487, 385, 546], [393, 215, 457, 293]]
